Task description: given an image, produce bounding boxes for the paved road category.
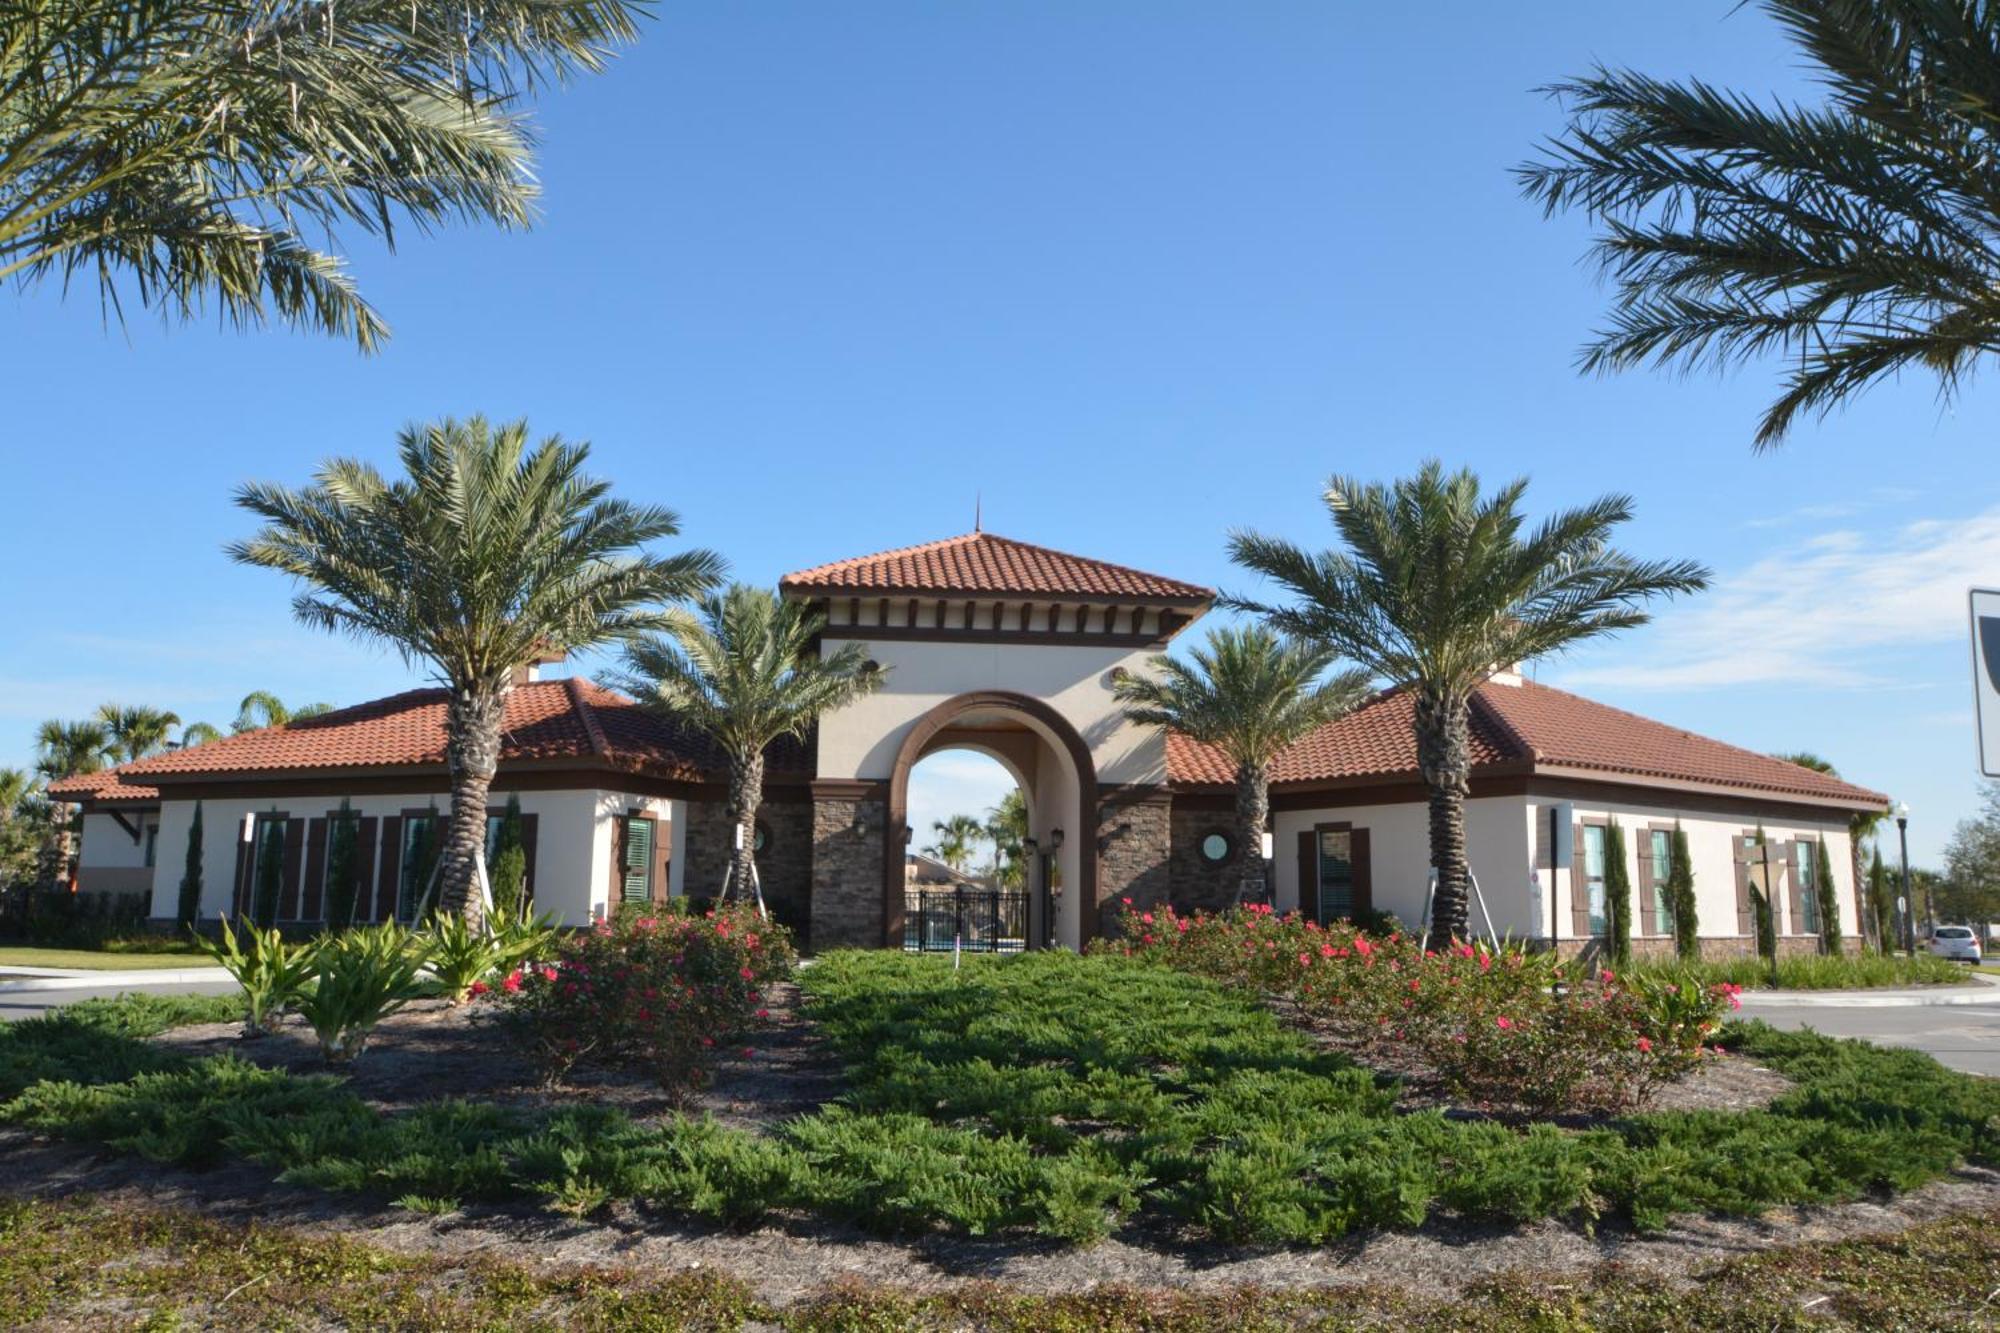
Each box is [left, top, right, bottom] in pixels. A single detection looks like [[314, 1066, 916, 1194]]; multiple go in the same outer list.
[[0, 978, 239, 1025], [1744, 1001, 2000, 1077]]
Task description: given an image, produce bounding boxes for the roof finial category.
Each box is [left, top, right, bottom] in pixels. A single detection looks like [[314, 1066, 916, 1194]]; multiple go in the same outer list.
[[974, 491, 982, 533]]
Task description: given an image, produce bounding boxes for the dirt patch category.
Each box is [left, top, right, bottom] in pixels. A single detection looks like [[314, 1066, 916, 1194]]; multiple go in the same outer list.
[[4, 1131, 1996, 1310], [150, 979, 844, 1129]]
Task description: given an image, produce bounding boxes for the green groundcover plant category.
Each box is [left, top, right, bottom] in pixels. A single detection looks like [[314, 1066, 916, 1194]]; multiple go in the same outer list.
[[192, 917, 320, 1037], [3, 954, 1996, 1247]]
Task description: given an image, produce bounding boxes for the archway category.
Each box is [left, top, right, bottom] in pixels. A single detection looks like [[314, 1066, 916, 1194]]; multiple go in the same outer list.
[[884, 691, 1099, 950]]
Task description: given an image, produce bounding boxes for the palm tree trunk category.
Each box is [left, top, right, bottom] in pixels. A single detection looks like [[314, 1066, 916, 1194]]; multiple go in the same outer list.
[[1233, 760, 1270, 906], [725, 748, 765, 911], [439, 682, 508, 925], [1415, 689, 1472, 948]]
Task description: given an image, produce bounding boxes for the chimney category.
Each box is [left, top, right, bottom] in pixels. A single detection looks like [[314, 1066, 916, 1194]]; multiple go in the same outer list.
[[510, 645, 568, 688]]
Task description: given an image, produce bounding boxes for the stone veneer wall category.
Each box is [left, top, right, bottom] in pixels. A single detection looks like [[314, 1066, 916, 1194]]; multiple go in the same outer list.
[[1094, 787, 1172, 935], [681, 798, 812, 935], [1167, 801, 1245, 914], [1554, 934, 1852, 962], [811, 791, 887, 949]]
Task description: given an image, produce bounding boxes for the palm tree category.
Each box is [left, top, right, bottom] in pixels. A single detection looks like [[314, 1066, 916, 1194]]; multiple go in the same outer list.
[[231, 416, 723, 924], [231, 692, 335, 734], [1114, 624, 1369, 906], [95, 704, 183, 763], [0, 769, 31, 823], [608, 585, 884, 912], [3, 0, 645, 350], [928, 814, 987, 876], [1518, 0, 2000, 448], [1773, 751, 1888, 949], [985, 789, 1031, 889], [178, 722, 225, 748], [33, 718, 111, 890], [1229, 462, 1708, 946]]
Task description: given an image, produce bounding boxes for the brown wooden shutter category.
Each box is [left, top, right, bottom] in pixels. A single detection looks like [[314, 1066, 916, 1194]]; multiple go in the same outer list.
[[1733, 833, 1753, 935], [1296, 830, 1318, 923], [610, 816, 627, 908], [655, 817, 673, 907], [375, 815, 402, 922], [279, 818, 304, 921], [1570, 822, 1592, 938], [352, 817, 378, 924], [302, 819, 329, 922], [1349, 827, 1373, 919], [1635, 829, 1657, 936], [520, 814, 539, 903]]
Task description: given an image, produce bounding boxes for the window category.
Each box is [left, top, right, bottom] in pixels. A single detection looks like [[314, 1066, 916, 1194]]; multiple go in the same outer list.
[[1647, 830, 1673, 935], [621, 815, 655, 903], [397, 814, 437, 920], [1796, 841, 1820, 934], [143, 824, 159, 869], [1582, 824, 1608, 935], [753, 821, 770, 854], [485, 815, 504, 865], [1317, 829, 1353, 923], [1199, 832, 1232, 863]]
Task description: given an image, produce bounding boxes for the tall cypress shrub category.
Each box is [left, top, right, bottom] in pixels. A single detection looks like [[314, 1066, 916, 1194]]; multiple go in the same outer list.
[[1814, 838, 1841, 955], [1750, 828, 1777, 977], [491, 792, 526, 919], [251, 808, 284, 927], [1603, 817, 1632, 966], [1667, 822, 1698, 960], [324, 799, 359, 928], [175, 802, 203, 930], [1868, 846, 1892, 953]]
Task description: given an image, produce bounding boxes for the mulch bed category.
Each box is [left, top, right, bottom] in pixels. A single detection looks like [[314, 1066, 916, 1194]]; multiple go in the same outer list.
[[148, 979, 844, 1130]]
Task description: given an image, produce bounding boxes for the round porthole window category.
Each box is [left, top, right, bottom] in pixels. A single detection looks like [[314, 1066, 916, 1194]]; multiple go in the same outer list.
[[1199, 832, 1232, 863], [753, 821, 771, 853]]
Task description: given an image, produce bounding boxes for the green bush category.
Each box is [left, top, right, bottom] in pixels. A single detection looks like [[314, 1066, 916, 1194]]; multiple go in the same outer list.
[[1628, 952, 1965, 990], [1815, 838, 1842, 955], [424, 907, 556, 1005], [322, 802, 361, 929], [489, 794, 526, 921], [1666, 823, 1699, 960], [292, 924, 431, 1062], [174, 802, 203, 931], [1604, 816, 1632, 967], [192, 916, 319, 1036]]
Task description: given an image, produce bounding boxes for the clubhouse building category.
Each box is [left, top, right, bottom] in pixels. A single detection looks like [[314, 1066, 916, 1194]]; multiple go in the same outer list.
[[53, 531, 1886, 957]]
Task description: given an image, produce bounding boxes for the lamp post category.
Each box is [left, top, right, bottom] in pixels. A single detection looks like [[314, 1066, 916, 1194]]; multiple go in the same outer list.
[[1893, 801, 1914, 957]]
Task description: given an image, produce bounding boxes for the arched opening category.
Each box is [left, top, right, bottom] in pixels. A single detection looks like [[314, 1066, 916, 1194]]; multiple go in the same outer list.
[[884, 691, 1098, 951]]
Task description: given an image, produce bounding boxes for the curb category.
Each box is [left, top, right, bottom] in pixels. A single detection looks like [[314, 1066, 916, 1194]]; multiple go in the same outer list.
[[0, 968, 235, 992], [1737, 973, 2000, 1009]]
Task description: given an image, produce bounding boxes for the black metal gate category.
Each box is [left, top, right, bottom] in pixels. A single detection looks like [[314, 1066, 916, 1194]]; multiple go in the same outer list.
[[903, 886, 1028, 954]]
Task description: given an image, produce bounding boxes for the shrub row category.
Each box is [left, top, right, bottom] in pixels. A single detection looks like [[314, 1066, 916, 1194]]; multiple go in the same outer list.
[[1098, 902, 1738, 1113]]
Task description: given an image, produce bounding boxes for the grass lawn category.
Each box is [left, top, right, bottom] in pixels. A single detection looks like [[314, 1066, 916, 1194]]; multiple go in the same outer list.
[[3, 953, 1997, 1249], [0, 944, 214, 970], [3, 1193, 1996, 1331]]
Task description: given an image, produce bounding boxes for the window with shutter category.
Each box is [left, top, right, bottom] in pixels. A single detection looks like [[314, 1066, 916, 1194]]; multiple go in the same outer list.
[[623, 816, 654, 903]]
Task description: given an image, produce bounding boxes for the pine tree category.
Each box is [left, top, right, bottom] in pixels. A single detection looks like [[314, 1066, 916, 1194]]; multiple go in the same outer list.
[[1814, 838, 1841, 956], [175, 802, 203, 930], [1667, 823, 1699, 960], [1603, 817, 1632, 966], [491, 793, 527, 919], [324, 800, 359, 929], [251, 810, 284, 927]]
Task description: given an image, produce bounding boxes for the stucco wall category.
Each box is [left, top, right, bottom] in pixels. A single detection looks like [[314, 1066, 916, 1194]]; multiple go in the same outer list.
[[814, 637, 1165, 786], [1270, 797, 1535, 935], [142, 786, 666, 927]]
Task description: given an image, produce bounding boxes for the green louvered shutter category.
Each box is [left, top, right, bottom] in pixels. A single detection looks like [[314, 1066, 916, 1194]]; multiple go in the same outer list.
[[622, 817, 654, 903]]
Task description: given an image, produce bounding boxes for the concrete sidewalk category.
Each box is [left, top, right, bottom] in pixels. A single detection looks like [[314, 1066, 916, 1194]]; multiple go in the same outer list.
[[1735, 970, 2000, 1010], [0, 965, 233, 991]]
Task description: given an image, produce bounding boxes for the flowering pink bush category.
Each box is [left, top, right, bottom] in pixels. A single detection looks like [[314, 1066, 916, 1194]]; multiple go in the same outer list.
[[1097, 901, 1736, 1114], [490, 904, 794, 1098]]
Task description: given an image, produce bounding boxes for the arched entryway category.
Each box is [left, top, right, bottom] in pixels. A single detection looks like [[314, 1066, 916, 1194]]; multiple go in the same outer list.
[[884, 691, 1099, 950]]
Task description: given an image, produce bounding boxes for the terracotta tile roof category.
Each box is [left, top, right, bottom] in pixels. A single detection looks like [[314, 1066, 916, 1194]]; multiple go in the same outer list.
[[780, 531, 1213, 602], [45, 769, 160, 804], [1168, 678, 1886, 809], [73, 679, 806, 792]]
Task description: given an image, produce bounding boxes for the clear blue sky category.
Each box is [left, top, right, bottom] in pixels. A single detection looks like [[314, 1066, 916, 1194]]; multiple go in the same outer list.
[[3, 2, 1991, 865]]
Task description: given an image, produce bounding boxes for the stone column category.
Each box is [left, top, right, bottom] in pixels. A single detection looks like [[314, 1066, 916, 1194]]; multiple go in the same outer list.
[[1094, 784, 1172, 940], [810, 781, 888, 950]]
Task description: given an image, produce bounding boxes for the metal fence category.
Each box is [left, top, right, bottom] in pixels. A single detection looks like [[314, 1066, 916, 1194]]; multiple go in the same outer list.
[[902, 886, 1029, 954]]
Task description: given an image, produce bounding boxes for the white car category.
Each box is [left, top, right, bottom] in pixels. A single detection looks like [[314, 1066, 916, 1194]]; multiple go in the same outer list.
[[1928, 925, 1984, 964]]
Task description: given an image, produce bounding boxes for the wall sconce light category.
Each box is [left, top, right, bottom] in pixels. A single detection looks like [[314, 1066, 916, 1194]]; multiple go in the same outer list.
[[1049, 828, 1065, 851], [1022, 836, 1040, 856], [900, 823, 914, 846]]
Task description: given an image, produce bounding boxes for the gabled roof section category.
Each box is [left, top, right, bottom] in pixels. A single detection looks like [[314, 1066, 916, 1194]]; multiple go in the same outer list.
[[780, 531, 1213, 603], [65, 679, 807, 794], [1168, 678, 1887, 811], [44, 769, 160, 805]]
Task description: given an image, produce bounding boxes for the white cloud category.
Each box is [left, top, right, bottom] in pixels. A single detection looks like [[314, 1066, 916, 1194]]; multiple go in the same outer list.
[[1554, 504, 2000, 692]]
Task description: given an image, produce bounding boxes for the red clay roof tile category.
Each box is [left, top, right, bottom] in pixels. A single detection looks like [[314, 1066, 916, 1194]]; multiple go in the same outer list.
[[1167, 678, 1885, 808], [780, 531, 1212, 602]]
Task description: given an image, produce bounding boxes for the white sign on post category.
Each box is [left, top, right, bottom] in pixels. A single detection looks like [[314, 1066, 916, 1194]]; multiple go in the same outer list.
[[1971, 589, 2000, 776]]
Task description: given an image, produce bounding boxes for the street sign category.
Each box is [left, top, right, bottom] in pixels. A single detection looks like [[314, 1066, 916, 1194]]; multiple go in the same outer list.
[[1970, 589, 2000, 776]]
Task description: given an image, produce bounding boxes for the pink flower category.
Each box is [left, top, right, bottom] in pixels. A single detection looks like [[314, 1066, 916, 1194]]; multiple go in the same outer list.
[[1600, 969, 1616, 984], [756, 1008, 770, 1020], [1495, 1016, 1513, 1030], [541, 966, 559, 983], [1121, 896, 1133, 906], [739, 966, 755, 980], [1141, 912, 1154, 925], [1298, 952, 1312, 966], [1637, 1036, 1653, 1053], [501, 971, 522, 995], [468, 980, 489, 997], [1319, 943, 1336, 958], [742, 1047, 755, 1057]]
